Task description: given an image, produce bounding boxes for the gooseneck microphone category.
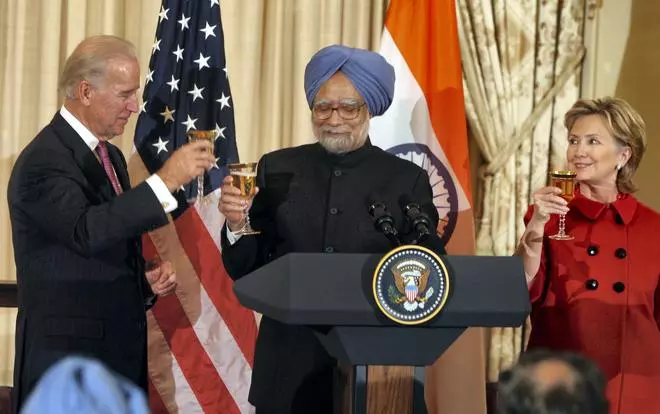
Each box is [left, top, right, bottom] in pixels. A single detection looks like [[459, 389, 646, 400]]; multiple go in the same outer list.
[[367, 199, 401, 246], [399, 194, 432, 244]]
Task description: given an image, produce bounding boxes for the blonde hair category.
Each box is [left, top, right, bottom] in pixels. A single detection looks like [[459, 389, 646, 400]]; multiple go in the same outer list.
[[564, 97, 647, 194], [58, 35, 137, 99]]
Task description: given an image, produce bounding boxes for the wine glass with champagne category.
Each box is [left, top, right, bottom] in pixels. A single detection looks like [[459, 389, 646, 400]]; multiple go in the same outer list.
[[186, 129, 216, 205], [548, 169, 577, 240], [227, 162, 260, 235]]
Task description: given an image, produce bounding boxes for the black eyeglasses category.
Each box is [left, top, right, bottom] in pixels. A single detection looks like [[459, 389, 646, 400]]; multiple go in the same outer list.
[[312, 101, 366, 120]]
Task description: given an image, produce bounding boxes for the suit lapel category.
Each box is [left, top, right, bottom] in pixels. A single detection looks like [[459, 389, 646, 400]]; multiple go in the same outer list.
[[105, 140, 142, 272], [50, 113, 115, 201], [107, 144, 130, 192]]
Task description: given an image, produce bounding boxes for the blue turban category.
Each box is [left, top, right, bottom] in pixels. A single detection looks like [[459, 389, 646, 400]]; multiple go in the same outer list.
[[22, 356, 149, 414], [304, 44, 395, 116]]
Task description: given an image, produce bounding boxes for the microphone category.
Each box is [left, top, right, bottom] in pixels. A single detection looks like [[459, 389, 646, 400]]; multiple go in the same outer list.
[[399, 194, 432, 243], [367, 198, 401, 246]]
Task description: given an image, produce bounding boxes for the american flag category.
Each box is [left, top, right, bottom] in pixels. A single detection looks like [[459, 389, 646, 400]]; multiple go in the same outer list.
[[129, 0, 258, 412]]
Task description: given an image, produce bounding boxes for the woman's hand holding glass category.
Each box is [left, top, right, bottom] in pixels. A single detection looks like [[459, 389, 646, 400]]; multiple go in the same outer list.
[[531, 186, 570, 225]]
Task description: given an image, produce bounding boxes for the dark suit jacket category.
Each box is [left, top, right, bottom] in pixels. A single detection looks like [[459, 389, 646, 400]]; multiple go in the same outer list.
[[7, 113, 169, 412], [221, 140, 445, 413]]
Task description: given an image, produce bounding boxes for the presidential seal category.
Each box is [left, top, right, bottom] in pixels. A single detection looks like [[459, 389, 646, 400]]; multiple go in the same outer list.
[[373, 245, 450, 325]]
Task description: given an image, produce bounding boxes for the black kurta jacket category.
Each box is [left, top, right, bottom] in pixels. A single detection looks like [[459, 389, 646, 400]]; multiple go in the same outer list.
[[221, 139, 445, 413]]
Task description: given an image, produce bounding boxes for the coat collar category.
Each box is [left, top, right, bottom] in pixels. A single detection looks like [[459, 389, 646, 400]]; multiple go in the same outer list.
[[315, 137, 376, 167], [57, 107, 128, 191], [570, 186, 638, 225], [50, 112, 120, 200], [59, 106, 100, 151]]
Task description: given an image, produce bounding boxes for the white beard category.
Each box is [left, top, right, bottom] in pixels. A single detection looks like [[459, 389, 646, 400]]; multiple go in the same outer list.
[[317, 120, 369, 154]]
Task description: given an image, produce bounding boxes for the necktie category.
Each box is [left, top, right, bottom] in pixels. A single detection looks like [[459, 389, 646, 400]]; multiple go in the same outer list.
[[96, 142, 123, 195]]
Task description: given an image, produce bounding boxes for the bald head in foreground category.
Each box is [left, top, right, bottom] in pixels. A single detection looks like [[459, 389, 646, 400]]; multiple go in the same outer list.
[[497, 350, 609, 414]]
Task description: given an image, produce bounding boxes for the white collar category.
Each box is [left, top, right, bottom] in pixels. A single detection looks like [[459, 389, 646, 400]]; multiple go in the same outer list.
[[59, 106, 100, 152]]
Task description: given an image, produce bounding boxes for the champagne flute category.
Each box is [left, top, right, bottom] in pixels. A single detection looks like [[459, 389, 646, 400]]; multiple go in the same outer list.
[[186, 130, 216, 205], [227, 162, 260, 235], [548, 170, 577, 240]]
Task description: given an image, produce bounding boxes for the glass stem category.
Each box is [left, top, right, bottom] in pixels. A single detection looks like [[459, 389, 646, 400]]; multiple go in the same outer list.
[[244, 205, 251, 231], [197, 175, 204, 205], [558, 213, 566, 236]]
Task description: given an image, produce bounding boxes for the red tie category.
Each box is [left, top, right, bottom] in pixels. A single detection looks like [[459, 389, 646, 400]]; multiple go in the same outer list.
[[96, 142, 123, 195]]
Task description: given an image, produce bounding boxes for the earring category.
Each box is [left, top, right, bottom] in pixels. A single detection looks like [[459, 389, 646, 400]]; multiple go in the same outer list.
[[616, 163, 622, 171]]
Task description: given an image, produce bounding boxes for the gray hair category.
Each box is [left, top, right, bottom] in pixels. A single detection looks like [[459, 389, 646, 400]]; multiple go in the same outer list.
[[58, 35, 137, 99]]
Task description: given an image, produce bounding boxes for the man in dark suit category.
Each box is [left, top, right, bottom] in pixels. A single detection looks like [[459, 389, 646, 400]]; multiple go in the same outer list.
[[7, 35, 216, 412], [219, 44, 446, 414]]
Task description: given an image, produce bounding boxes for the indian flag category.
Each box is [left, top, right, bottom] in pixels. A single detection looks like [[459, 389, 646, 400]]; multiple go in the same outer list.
[[369, 0, 486, 413]]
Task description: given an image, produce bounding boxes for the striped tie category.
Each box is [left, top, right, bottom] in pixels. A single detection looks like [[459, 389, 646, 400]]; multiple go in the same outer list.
[[96, 142, 123, 195]]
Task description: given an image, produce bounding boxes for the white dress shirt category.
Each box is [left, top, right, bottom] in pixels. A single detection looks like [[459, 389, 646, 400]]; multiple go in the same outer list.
[[225, 225, 241, 244]]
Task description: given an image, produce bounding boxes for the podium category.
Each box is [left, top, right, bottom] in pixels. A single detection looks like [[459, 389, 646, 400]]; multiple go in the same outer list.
[[234, 252, 530, 414]]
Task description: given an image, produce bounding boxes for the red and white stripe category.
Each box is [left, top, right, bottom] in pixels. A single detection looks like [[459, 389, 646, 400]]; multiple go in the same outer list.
[[128, 157, 258, 414]]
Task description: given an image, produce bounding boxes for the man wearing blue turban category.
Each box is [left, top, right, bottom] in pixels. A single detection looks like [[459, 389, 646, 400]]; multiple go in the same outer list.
[[219, 45, 445, 414], [304, 44, 395, 118]]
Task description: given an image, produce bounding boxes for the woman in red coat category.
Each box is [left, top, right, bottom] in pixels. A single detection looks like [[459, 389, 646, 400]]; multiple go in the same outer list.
[[517, 97, 660, 413]]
